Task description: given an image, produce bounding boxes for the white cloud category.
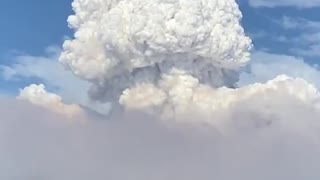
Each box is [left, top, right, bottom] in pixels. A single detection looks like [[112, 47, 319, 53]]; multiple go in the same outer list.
[[0, 46, 89, 103], [247, 16, 320, 58], [280, 16, 320, 30], [0, 46, 111, 115], [18, 84, 84, 118], [291, 32, 320, 57], [249, 0, 320, 8], [239, 51, 320, 87], [268, 16, 320, 57], [292, 44, 320, 57]]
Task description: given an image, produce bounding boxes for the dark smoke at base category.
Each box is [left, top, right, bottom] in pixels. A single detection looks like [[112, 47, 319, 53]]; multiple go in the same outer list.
[[1, 98, 320, 180]]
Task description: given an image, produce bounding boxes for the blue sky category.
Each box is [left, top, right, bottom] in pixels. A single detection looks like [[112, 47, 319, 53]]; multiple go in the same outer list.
[[0, 0, 73, 94], [0, 0, 72, 56], [239, 1, 320, 61], [1, 0, 320, 96]]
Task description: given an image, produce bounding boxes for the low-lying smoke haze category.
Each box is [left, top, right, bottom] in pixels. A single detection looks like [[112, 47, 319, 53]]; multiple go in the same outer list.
[[1, 94, 320, 179]]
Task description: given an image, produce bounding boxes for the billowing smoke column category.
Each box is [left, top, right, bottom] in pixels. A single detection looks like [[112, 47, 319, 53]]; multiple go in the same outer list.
[[60, 0, 253, 118], [4, 1, 320, 179]]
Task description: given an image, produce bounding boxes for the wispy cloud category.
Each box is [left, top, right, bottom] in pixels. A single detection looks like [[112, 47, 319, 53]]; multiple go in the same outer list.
[[239, 50, 320, 87], [263, 16, 320, 57], [280, 16, 320, 30], [0, 46, 89, 104], [249, 0, 320, 8], [0, 46, 111, 115]]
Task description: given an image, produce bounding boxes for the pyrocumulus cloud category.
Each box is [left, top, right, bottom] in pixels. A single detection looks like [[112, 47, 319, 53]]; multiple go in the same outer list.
[[2, 0, 320, 179]]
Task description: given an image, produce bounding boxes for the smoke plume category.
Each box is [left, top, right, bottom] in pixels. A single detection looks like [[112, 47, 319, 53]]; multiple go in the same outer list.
[[3, 0, 320, 179], [60, 0, 253, 118]]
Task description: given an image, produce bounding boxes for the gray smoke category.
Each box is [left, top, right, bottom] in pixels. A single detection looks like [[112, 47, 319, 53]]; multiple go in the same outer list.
[[1, 94, 320, 179]]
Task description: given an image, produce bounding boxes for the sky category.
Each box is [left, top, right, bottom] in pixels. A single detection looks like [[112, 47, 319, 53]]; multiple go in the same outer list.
[[0, 0, 74, 95], [0, 0, 72, 56], [239, 0, 320, 64], [2, 1, 320, 179]]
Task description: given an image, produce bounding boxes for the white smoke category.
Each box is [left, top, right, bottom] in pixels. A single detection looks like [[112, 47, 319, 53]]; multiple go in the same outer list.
[[60, 0, 252, 117], [1, 96, 320, 180], [59, 0, 320, 125], [4, 0, 320, 178], [18, 84, 83, 118]]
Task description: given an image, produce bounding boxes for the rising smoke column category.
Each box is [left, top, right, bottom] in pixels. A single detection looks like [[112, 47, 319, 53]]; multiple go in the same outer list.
[[60, 0, 320, 123], [60, 0, 253, 118], [4, 1, 320, 179]]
